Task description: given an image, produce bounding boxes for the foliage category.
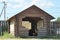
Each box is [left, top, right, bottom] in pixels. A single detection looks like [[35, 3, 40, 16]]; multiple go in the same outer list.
[[56, 17, 60, 22]]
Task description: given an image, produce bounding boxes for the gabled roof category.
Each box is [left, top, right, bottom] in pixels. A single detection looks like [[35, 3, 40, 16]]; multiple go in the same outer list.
[[7, 5, 55, 21]]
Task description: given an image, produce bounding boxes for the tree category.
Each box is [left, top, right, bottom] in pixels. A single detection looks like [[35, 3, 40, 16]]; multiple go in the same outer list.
[[56, 17, 60, 22]]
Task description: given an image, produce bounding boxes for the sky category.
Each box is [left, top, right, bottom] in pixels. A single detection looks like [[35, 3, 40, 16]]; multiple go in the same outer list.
[[0, 0, 60, 21]]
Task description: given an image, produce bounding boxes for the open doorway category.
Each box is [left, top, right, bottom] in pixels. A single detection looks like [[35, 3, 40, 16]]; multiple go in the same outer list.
[[22, 17, 42, 36], [29, 20, 38, 36]]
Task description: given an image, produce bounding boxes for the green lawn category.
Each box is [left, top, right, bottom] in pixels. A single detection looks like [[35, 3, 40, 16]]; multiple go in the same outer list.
[[0, 32, 60, 39], [0, 32, 14, 38]]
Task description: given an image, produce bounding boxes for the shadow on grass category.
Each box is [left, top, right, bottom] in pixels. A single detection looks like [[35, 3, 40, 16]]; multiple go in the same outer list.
[[19, 35, 60, 39]]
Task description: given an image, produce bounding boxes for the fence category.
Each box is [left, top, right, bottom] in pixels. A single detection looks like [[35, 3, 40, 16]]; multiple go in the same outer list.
[[50, 21, 60, 35], [0, 21, 8, 36]]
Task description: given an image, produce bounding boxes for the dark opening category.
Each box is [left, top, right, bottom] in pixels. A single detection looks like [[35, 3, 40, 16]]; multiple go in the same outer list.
[[29, 20, 38, 36], [22, 17, 42, 36]]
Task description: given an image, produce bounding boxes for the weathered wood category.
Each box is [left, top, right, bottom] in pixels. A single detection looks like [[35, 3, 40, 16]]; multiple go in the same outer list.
[[7, 5, 54, 37]]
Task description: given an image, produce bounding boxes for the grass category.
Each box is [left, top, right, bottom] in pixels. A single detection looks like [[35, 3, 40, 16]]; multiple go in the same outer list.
[[41, 35, 60, 39], [0, 32, 60, 39], [0, 32, 15, 39], [19, 35, 60, 39]]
